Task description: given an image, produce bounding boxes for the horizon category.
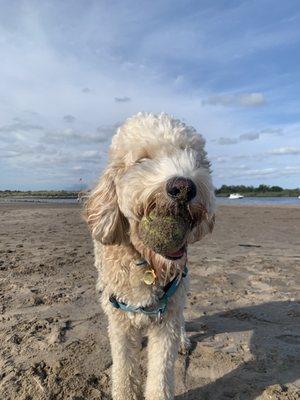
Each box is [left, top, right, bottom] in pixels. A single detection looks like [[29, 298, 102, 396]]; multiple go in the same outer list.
[[1, 183, 300, 192], [1, 1, 300, 190]]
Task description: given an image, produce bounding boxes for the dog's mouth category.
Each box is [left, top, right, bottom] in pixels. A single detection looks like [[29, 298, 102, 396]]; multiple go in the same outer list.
[[137, 211, 190, 260], [165, 244, 186, 260]]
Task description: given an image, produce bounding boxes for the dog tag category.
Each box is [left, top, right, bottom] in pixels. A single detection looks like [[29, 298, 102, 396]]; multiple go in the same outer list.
[[143, 269, 156, 285]]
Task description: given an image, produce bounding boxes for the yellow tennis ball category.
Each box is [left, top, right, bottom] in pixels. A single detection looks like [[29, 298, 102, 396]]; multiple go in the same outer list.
[[138, 212, 188, 255]]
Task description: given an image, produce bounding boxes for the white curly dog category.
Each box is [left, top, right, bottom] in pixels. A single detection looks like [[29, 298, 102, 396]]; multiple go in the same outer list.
[[85, 112, 215, 400]]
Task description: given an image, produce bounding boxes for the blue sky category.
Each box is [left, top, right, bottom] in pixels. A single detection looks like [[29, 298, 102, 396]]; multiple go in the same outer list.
[[1, 0, 300, 190]]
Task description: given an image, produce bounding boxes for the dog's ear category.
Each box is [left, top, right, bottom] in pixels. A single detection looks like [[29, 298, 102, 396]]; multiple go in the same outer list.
[[85, 165, 129, 245], [188, 213, 215, 243]]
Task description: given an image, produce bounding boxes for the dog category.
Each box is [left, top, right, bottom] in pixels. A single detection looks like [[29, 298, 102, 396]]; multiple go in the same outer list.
[[85, 112, 215, 400]]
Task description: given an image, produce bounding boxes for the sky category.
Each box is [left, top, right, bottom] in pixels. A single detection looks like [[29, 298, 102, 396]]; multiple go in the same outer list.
[[1, 0, 300, 190]]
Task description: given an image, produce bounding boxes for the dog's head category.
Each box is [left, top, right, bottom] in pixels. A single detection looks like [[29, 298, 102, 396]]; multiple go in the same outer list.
[[85, 113, 215, 277]]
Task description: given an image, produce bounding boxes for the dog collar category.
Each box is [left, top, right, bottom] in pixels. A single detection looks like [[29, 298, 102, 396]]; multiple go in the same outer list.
[[109, 264, 188, 321]]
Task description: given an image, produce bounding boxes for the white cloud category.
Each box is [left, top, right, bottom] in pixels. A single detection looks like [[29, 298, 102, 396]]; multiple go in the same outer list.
[[0, 150, 20, 158], [260, 128, 284, 136], [218, 137, 239, 145], [203, 92, 265, 107], [239, 132, 260, 141], [211, 156, 230, 163], [269, 147, 300, 155], [82, 150, 99, 158], [115, 96, 132, 103], [243, 168, 278, 177], [0, 1, 299, 189], [63, 115, 76, 123], [238, 93, 265, 107], [217, 132, 260, 145], [215, 165, 300, 182], [0, 122, 44, 133], [40, 126, 114, 145]]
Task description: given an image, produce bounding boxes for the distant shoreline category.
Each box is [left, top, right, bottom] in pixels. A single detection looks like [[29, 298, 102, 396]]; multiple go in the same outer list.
[[1, 196, 299, 206], [0, 190, 80, 199], [0, 190, 299, 199]]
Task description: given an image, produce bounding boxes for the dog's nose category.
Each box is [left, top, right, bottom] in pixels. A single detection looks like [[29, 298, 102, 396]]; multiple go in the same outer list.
[[166, 176, 197, 202]]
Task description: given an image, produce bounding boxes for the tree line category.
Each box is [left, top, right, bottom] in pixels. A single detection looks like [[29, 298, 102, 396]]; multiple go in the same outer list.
[[216, 185, 300, 196]]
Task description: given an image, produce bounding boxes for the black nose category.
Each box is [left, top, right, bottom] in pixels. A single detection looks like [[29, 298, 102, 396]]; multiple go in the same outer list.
[[166, 176, 197, 203]]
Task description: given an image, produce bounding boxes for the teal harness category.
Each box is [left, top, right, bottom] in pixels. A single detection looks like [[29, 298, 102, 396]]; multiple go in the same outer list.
[[109, 263, 188, 320]]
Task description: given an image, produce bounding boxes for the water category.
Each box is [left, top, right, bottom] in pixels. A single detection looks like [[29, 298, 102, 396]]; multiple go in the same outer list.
[[217, 196, 300, 206], [1, 196, 300, 206]]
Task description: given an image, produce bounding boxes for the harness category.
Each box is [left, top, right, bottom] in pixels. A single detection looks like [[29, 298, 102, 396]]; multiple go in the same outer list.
[[109, 263, 188, 322]]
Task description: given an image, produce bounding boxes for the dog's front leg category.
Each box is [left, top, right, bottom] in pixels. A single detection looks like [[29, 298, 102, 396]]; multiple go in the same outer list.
[[108, 316, 143, 400], [145, 321, 180, 400]]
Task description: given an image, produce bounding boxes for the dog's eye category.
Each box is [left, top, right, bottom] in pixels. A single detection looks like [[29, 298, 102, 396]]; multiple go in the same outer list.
[[135, 158, 148, 164]]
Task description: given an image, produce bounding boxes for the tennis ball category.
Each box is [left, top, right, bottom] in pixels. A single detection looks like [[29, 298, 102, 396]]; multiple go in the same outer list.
[[138, 212, 188, 255]]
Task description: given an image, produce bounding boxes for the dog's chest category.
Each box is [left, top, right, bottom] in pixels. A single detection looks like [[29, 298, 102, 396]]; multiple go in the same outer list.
[[95, 245, 162, 306]]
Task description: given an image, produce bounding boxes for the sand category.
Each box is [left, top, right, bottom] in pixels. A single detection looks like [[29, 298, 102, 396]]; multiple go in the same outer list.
[[0, 203, 299, 400]]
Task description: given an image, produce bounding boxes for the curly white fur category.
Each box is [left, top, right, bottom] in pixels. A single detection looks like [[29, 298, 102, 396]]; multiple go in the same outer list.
[[85, 112, 215, 400]]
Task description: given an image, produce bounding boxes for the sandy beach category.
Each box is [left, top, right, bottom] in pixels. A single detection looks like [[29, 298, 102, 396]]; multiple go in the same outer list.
[[0, 202, 299, 400]]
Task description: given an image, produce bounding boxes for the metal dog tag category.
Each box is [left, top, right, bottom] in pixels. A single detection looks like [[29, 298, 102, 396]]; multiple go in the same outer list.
[[143, 269, 156, 285]]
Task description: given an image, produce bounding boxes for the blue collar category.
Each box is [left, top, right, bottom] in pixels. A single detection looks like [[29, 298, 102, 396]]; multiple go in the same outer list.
[[109, 264, 188, 318]]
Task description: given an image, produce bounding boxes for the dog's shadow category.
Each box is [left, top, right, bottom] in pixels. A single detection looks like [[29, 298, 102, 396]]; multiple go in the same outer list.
[[176, 301, 300, 400]]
